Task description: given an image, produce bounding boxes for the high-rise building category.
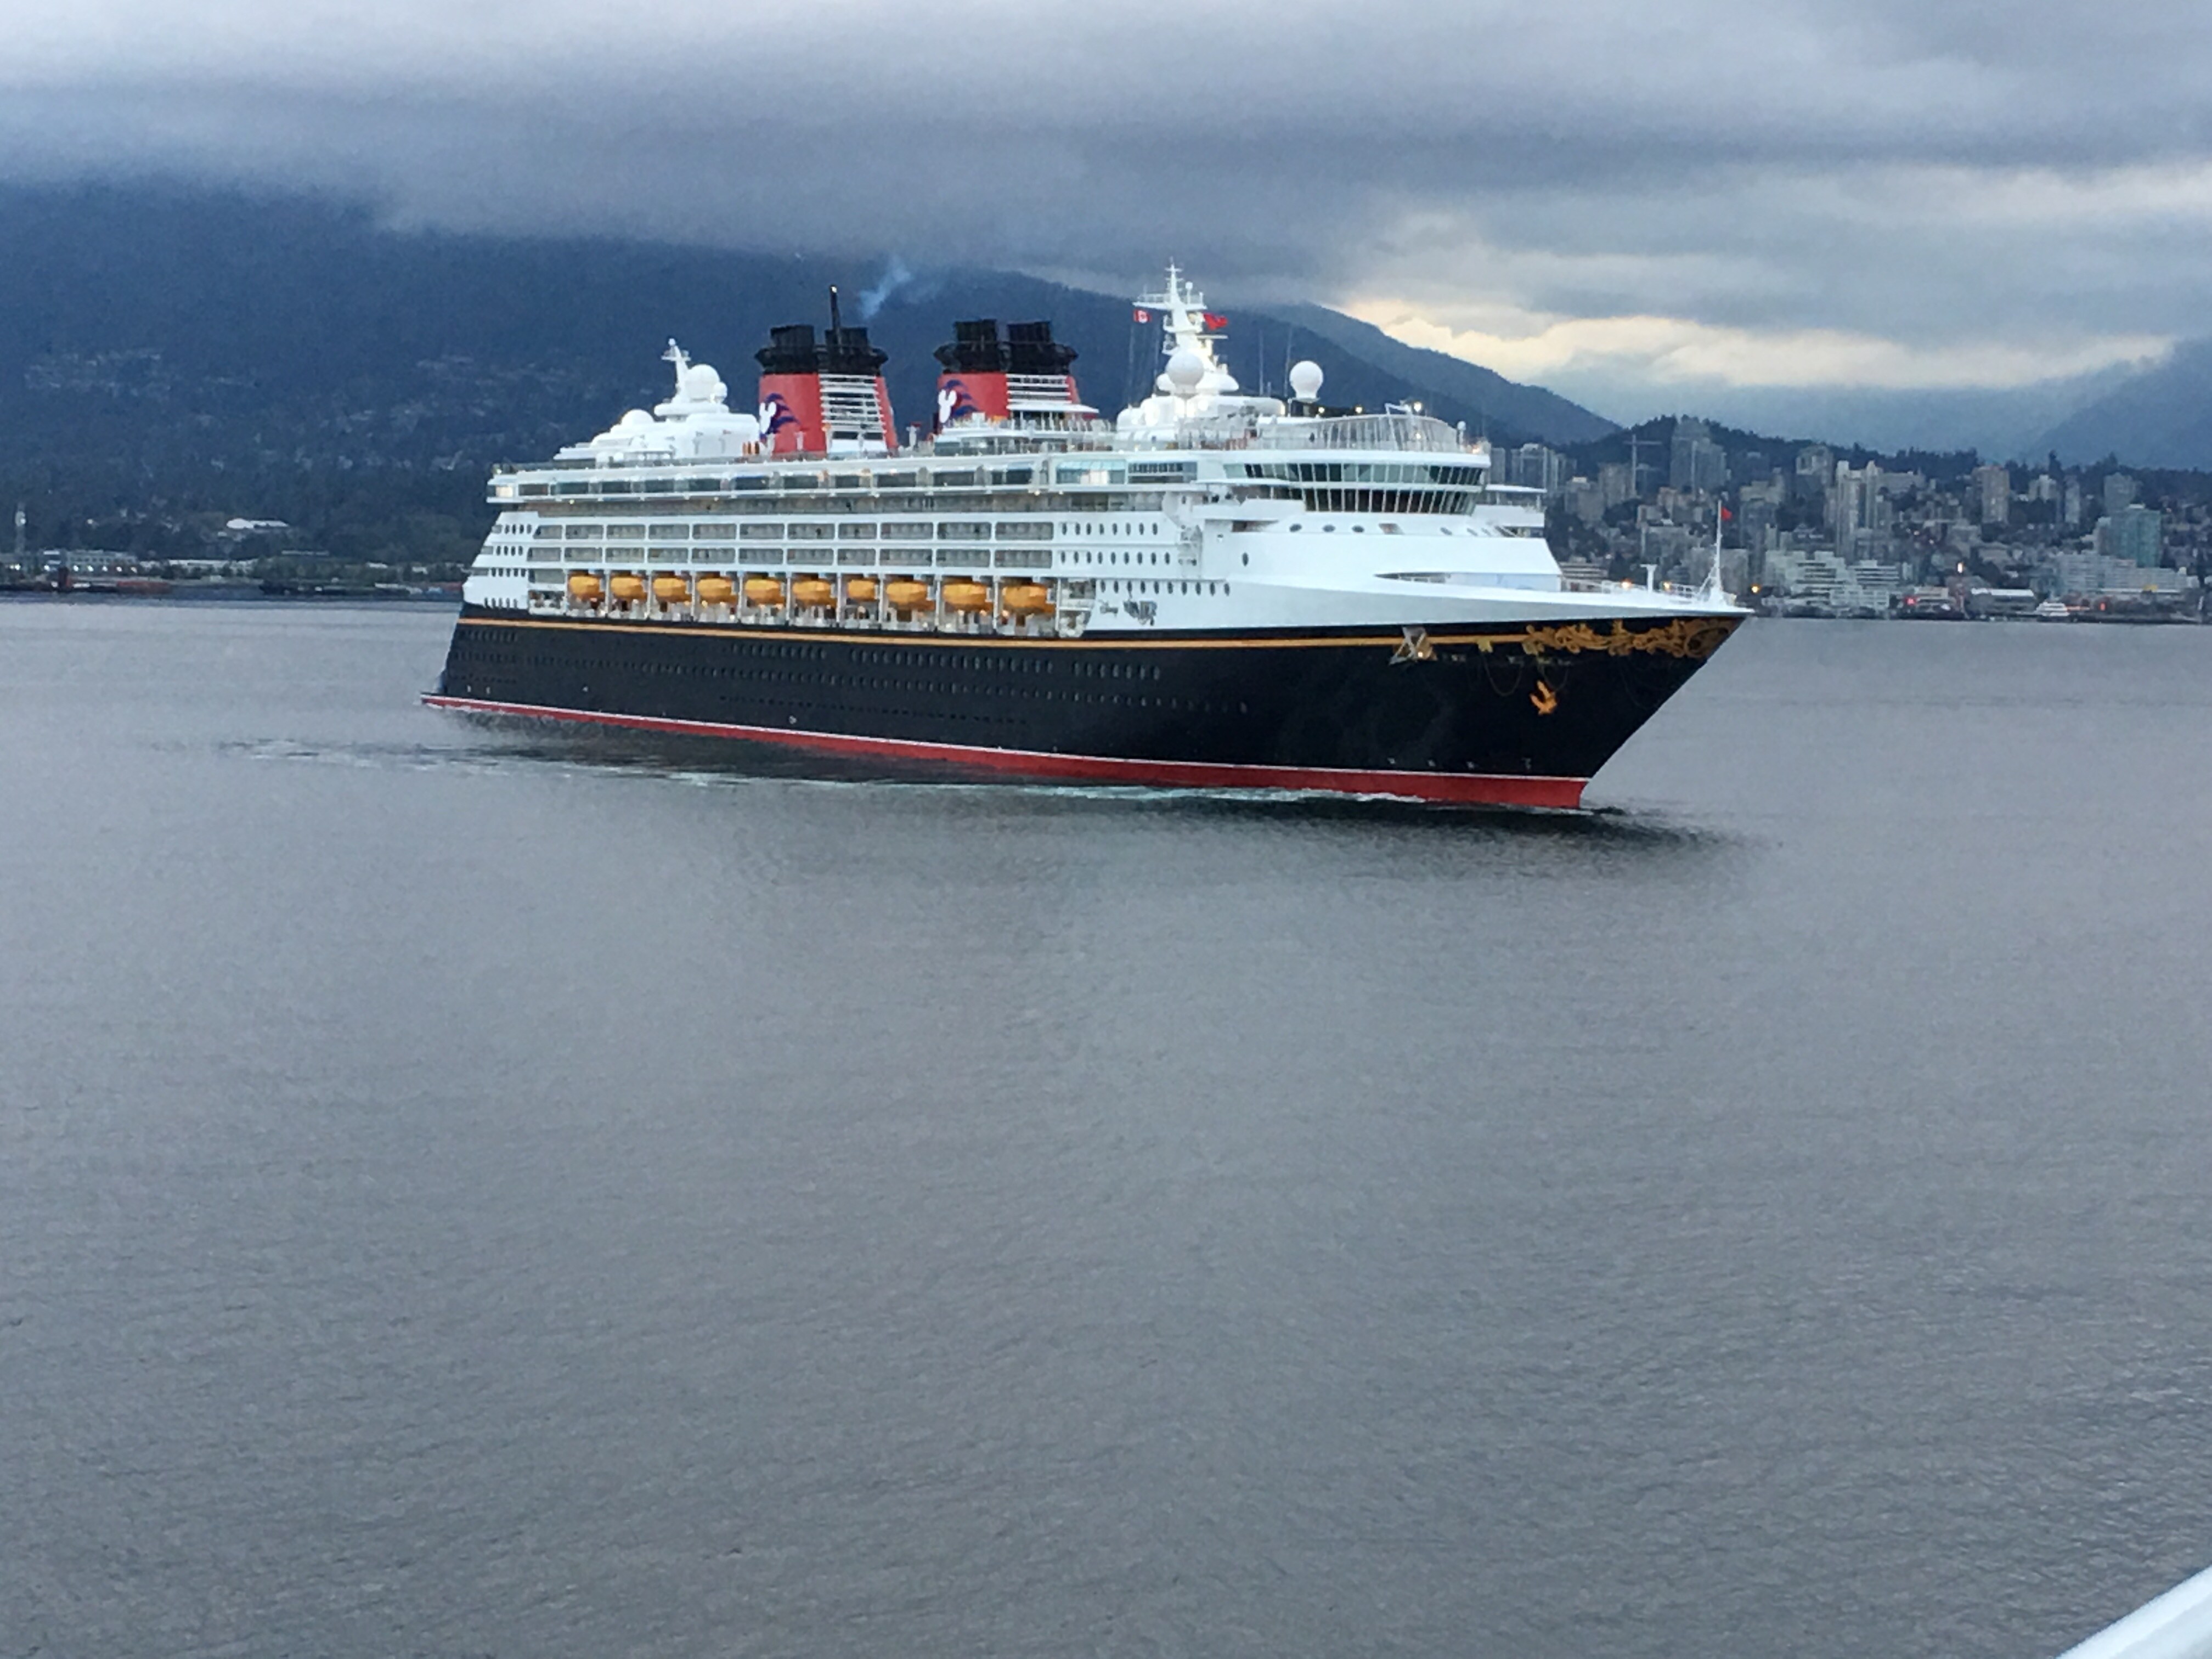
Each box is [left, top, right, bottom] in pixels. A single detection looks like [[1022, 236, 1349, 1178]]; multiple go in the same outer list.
[[1972, 463, 2011, 526], [2109, 504, 2162, 567], [1511, 443, 1566, 498], [1735, 498, 1778, 568], [1792, 445, 1833, 509], [1832, 461, 1872, 540], [1597, 461, 1635, 511], [2104, 473, 2138, 518], [2063, 478, 2085, 527], [1669, 419, 1727, 494]]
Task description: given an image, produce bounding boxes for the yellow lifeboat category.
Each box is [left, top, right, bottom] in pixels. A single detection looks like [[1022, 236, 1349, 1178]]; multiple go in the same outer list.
[[1000, 582, 1053, 616], [651, 574, 691, 603], [843, 576, 879, 604], [791, 576, 837, 609], [695, 575, 737, 606], [566, 572, 603, 601], [884, 578, 932, 612], [743, 576, 786, 607], [610, 572, 647, 602], [942, 580, 992, 613]]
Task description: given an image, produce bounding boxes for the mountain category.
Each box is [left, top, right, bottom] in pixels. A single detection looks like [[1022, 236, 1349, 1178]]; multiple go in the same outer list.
[[0, 181, 1613, 561], [1643, 372, 2138, 466], [1272, 304, 1617, 447], [2037, 340, 2212, 469]]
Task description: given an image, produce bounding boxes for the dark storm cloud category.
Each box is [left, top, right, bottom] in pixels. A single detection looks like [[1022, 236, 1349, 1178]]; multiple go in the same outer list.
[[7, 0, 2210, 404]]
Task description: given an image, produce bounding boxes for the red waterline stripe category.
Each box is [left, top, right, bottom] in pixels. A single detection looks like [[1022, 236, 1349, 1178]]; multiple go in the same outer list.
[[422, 695, 1588, 809]]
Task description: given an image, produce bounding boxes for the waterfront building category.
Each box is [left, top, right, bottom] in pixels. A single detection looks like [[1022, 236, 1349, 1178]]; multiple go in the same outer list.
[[2110, 504, 2163, 567]]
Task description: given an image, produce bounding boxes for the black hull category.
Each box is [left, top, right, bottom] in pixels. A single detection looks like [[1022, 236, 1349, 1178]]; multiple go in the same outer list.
[[431, 608, 1739, 805]]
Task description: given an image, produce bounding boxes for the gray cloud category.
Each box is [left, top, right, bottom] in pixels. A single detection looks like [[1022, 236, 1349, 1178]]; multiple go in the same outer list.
[[7, 0, 2212, 423]]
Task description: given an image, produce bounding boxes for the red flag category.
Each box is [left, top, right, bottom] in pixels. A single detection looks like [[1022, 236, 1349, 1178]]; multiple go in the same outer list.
[[1720, 505, 1733, 521], [1204, 312, 1228, 331], [1132, 308, 1150, 323]]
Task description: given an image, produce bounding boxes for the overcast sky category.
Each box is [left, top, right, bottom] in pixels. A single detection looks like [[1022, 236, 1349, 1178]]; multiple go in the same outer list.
[[6, 0, 2210, 427]]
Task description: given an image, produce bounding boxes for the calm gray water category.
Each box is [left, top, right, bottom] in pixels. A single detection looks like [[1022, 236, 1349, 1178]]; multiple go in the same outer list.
[[4, 601, 2210, 1658]]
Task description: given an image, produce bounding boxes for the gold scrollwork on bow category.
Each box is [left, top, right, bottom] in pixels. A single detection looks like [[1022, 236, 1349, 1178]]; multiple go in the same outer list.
[[1517, 617, 1735, 659]]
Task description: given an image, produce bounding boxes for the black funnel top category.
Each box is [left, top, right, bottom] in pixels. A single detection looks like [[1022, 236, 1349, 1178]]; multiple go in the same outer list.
[[821, 326, 887, 376], [757, 321, 887, 377], [934, 319, 1004, 374], [756, 324, 819, 375], [1006, 320, 1077, 375], [934, 318, 1079, 375]]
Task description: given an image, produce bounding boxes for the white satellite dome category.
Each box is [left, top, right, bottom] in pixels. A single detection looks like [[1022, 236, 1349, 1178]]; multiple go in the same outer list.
[[1288, 360, 1324, 402], [682, 363, 726, 403], [1165, 348, 1206, 397]]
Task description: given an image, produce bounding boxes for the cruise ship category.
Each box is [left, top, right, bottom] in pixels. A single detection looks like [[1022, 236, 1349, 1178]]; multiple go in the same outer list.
[[430, 268, 1745, 806]]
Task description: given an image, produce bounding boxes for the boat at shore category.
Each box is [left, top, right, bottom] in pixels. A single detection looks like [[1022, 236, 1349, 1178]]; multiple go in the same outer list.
[[429, 268, 1744, 806]]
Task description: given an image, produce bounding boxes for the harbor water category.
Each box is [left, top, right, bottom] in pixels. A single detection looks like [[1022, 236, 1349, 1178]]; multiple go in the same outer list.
[[4, 600, 2210, 1657]]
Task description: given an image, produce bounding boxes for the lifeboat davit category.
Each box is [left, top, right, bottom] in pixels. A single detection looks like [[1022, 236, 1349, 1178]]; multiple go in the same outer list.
[[1000, 582, 1053, 616], [695, 575, 737, 605], [942, 580, 992, 613], [843, 576, 879, 603], [743, 576, 786, 607], [566, 572, 604, 601], [651, 574, 691, 603], [610, 572, 647, 602], [791, 577, 836, 609], [884, 579, 932, 612]]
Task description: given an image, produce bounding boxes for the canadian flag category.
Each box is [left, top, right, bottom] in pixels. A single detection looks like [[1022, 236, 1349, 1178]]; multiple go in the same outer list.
[[1204, 312, 1228, 331], [1132, 308, 1150, 323]]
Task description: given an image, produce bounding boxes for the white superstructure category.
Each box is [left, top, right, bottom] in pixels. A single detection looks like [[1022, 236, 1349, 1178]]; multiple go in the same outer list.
[[463, 269, 1742, 639]]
